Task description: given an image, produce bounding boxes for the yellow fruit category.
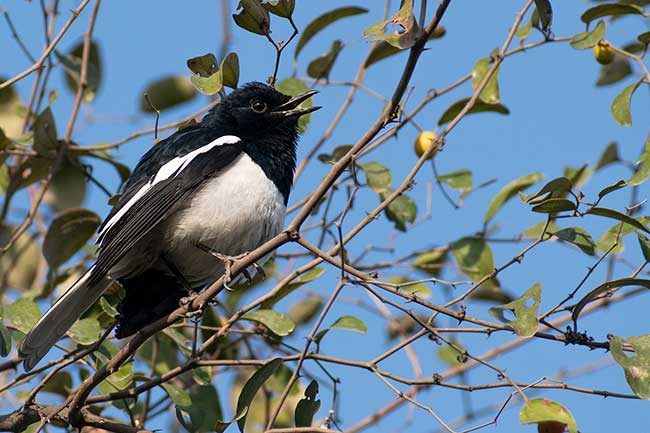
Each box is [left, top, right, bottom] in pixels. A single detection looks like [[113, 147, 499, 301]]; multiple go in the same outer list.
[[593, 40, 615, 65], [414, 131, 438, 159]]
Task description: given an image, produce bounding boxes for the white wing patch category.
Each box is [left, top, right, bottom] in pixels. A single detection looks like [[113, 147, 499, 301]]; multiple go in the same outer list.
[[97, 135, 240, 244]]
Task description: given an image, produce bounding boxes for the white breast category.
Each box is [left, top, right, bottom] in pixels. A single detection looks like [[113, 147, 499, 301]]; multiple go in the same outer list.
[[163, 152, 286, 285]]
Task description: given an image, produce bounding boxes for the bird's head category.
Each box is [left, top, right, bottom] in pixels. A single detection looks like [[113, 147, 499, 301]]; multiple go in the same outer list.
[[206, 82, 320, 138]]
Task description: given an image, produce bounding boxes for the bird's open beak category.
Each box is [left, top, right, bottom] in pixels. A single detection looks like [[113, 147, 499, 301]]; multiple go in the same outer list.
[[272, 90, 321, 118]]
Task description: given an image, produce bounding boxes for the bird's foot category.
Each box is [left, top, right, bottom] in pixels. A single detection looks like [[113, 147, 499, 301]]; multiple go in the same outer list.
[[195, 243, 251, 290]]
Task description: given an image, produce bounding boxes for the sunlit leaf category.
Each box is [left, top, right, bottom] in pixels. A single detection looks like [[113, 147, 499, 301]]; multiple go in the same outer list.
[[489, 283, 541, 337], [288, 296, 322, 325], [451, 237, 496, 288], [242, 309, 295, 336], [275, 78, 314, 132], [610, 334, 650, 399], [389, 276, 432, 299], [331, 315, 368, 333], [628, 139, 650, 186], [4, 298, 41, 333], [69, 317, 101, 345], [570, 20, 606, 50], [531, 198, 576, 213], [260, 267, 325, 308], [221, 52, 240, 89], [520, 398, 578, 433], [638, 234, 650, 262], [162, 382, 192, 407], [360, 161, 391, 192], [365, 26, 445, 67], [471, 57, 500, 104], [295, 7, 367, 57], [485, 173, 543, 224], [595, 141, 620, 170], [438, 98, 510, 126], [611, 80, 641, 127], [363, 0, 418, 49], [262, 0, 295, 18], [526, 177, 571, 204]]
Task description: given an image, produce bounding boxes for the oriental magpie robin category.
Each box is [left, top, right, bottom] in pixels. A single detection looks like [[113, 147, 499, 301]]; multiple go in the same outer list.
[[19, 82, 320, 370]]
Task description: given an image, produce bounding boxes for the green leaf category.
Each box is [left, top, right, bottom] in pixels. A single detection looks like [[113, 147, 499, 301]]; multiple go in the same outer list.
[[639, 32, 650, 45], [522, 220, 560, 239], [471, 57, 500, 104], [295, 7, 367, 57], [187, 53, 223, 96], [307, 40, 343, 81], [187, 53, 219, 77], [100, 297, 118, 318], [242, 309, 295, 336], [360, 161, 392, 192], [221, 52, 240, 89], [489, 283, 541, 337], [587, 207, 650, 234], [176, 384, 224, 433], [233, 0, 271, 35], [260, 267, 325, 308], [0, 224, 42, 291], [610, 334, 650, 399], [330, 315, 368, 333], [629, 139, 650, 186], [533, 0, 553, 32], [437, 341, 465, 367], [44, 160, 87, 211], [638, 234, 650, 262], [262, 0, 295, 18], [520, 398, 578, 433], [595, 141, 620, 170], [162, 383, 193, 407], [551, 227, 596, 255], [572, 278, 650, 323], [596, 219, 650, 254], [563, 163, 593, 188], [570, 20, 606, 50], [288, 296, 323, 325], [317, 145, 353, 164], [0, 322, 11, 357], [365, 26, 445, 68], [68, 318, 101, 345], [411, 246, 448, 277], [436, 169, 472, 192], [42, 371, 73, 396], [363, 0, 418, 49], [275, 78, 314, 133], [581, 3, 644, 24], [389, 276, 432, 299], [4, 298, 41, 333], [58, 40, 102, 102], [596, 57, 632, 87], [526, 177, 571, 204], [236, 358, 283, 432], [484, 173, 544, 224], [531, 198, 576, 213], [43, 208, 100, 268], [314, 315, 368, 344], [438, 98, 510, 126], [140, 76, 196, 112], [295, 380, 320, 427], [32, 107, 58, 155], [515, 17, 533, 41], [451, 237, 496, 288], [380, 189, 417, 231], [598, 179, 627, 198], [611, 80, 641, 127]]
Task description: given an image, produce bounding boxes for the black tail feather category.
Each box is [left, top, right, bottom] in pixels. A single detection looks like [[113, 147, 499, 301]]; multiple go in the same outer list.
[[116, 270, 187, 338]]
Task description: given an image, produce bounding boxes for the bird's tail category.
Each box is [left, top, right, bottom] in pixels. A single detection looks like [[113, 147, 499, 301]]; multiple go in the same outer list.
[[19, 265, 111, 371]]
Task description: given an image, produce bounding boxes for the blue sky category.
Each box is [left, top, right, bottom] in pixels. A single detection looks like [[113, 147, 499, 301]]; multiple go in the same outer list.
[[2, 1, 650, 432]]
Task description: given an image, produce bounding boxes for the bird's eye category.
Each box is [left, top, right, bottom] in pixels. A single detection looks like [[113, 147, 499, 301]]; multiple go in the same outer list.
[[251, 100, 267, 113]]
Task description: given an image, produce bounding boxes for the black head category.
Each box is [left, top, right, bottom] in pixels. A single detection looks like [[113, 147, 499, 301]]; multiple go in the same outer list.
[[204, 82, 319, 138]]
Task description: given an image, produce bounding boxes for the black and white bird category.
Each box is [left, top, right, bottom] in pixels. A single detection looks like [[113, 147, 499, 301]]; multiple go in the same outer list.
[[19, 82, 320, 371]]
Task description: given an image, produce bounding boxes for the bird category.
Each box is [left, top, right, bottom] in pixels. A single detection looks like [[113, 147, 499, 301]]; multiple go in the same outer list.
[[19, 82, 320, 371]]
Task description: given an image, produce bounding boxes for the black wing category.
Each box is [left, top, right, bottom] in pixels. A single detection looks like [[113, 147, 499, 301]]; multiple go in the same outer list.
[[89, 140, 244, 285]]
